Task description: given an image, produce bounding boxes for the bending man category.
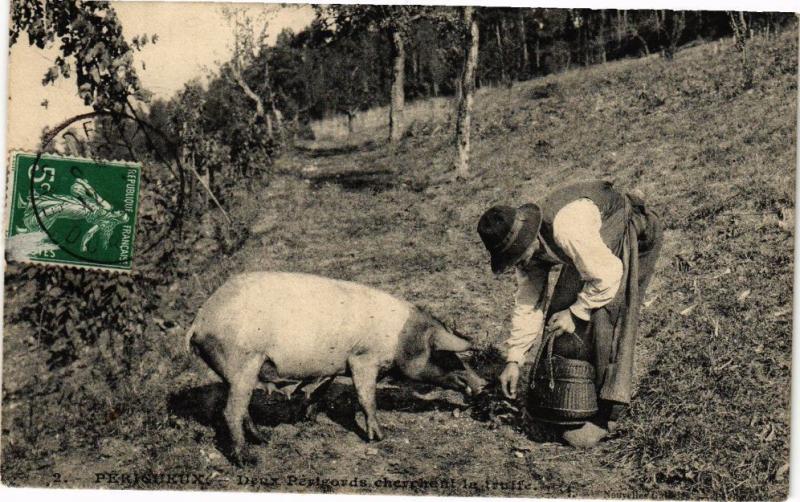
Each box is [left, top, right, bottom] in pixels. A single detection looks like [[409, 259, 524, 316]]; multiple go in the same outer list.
[[477, 180, 663, 448]]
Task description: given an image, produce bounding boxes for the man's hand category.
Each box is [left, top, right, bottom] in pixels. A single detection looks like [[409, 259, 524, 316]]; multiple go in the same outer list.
[[499, 362, 520, 399], [546, 309, 576, 336]]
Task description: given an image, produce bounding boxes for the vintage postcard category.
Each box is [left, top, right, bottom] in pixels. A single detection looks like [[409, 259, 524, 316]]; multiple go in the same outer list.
[[0, 1, 795, 500]]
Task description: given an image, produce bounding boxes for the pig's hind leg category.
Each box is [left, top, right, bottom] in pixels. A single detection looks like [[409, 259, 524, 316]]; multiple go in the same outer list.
[[347, 355, 383, 441], [224, 355, 263, 465]]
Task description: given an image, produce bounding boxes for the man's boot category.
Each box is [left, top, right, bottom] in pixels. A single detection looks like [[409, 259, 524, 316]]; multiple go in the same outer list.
[[562, 422, 608, 448], [561, 400, 622, 447]]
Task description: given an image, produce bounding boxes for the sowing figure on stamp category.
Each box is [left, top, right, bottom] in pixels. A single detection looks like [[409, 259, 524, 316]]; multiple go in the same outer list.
[[18, 178, 129, 252], [477, 180, 663, 449]]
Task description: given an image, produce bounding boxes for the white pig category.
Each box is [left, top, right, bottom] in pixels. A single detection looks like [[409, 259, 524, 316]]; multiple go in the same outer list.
[[186, 271, 486, 464]]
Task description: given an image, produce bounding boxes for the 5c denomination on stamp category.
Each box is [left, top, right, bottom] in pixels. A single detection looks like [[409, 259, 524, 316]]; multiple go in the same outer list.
[[6, 151, 141, 271]]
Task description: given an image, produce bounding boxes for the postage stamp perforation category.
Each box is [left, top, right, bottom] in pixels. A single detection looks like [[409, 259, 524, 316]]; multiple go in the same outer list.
[[4, 254, 138, 274], [4, 149, 22, 249]]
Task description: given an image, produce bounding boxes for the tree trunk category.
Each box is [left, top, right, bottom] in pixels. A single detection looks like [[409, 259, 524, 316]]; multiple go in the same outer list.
[[232, 67, 267, 136], [413, 49, 420, 95], [495, 20, 507, 85], [265, 111, 273, 138], [623, 10, 629, 50], [197, 154, 210, 209], [208, 165, 215, 205], [634, 30, 650, 56], [599, 10, 607, 62], [389, 29, 405, 143], [188, 150, 197, 201], [697, 11, 704, 37], [583, 15, 591, 66], [518, 10, 529, 79], [455, 6, 479, 178], [409, 46, 417, 96], [728, 11, 753, 88], [739, 11, 748, 34], [535, 37, 540, 71], [663, 10, 685, 60], [270, 97, 282, 132], [291, 113, 300, 141], [262, 58, 279, 138]]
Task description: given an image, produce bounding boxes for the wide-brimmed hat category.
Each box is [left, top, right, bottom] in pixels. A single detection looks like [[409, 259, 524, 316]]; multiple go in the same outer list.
[[477, 203, 542, 274]]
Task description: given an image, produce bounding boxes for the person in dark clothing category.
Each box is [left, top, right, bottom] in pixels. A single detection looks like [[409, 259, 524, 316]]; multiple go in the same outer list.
[[477, 180, 663, 447]]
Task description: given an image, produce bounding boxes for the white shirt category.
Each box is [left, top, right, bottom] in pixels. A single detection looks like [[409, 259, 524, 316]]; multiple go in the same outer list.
[[505, 198, 623, 364]]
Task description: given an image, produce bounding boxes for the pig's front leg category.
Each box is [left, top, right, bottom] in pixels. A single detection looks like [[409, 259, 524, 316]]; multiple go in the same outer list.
[[347, 354, 383, 441]]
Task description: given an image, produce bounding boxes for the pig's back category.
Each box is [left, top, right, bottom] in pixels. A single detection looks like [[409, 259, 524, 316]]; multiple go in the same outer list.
[[197, 272, 413, 377]]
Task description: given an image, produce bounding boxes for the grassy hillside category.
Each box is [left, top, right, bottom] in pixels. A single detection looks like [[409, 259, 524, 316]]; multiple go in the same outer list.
[[2, 31, 795, 499]]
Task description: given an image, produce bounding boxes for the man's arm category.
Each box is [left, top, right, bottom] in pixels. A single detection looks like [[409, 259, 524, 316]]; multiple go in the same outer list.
[[505, 262, 551, 364], [552, 198, 623, 321]]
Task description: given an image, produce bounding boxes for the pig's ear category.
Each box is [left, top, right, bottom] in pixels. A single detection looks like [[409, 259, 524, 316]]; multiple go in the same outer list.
[[430, 329, 472, 352]]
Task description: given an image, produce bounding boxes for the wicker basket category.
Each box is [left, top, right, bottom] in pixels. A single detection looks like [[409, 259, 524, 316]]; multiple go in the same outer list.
[[527, 355, 598, 423]]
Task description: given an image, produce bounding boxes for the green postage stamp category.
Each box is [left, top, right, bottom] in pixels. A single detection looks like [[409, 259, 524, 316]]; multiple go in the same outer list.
[[5, 151, 141, 271]]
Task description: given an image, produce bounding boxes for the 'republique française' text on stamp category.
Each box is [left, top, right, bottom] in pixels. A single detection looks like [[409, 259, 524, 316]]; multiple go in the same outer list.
[[5, 151, 141, 271]]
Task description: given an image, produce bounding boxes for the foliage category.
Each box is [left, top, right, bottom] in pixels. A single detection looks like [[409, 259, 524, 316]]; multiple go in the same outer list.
[[8, 266, 157, 371], [317, 5, 458, 37], [223, 8, 793, 127], [10, 0, 155, 110]]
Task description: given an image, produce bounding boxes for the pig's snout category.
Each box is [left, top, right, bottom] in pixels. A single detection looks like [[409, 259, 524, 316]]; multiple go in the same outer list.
[[462, 367, 488, 396], [469, 374, 488, 396], [446, 367, 487, 397]]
